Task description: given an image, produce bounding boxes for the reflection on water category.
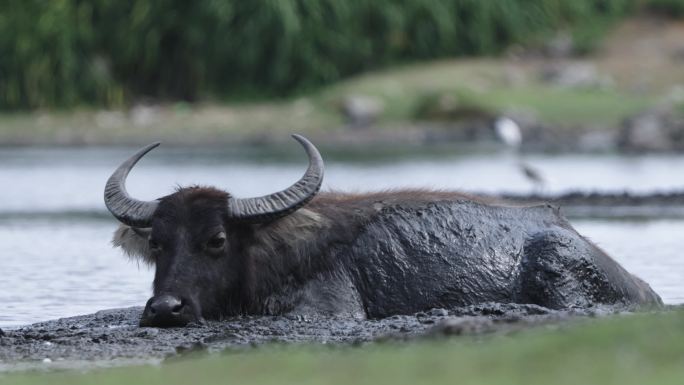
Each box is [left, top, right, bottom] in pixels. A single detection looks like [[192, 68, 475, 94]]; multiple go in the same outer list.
[[574, 220, 684, 305], [0, 147, 682, 327], [1, 146, 684, 213], [0, 218, 151, 328], [0, 217, 680, 328]]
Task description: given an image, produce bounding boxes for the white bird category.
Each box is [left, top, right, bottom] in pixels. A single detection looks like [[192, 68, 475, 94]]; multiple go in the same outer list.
[[494, 117, 522, 148], [493, 116, 546, 193]]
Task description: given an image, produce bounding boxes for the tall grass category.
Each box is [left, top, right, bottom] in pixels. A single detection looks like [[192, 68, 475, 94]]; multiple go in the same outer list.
[[0, 0, 640, 109]]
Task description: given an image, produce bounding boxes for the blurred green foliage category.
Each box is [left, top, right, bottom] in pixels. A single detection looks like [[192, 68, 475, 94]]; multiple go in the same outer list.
[[643, 0, 684, 16], [0, 0, 655, 109]]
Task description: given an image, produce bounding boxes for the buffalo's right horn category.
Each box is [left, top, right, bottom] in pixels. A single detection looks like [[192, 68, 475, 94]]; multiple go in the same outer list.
[[227, 134, 324, 223], [104, 143, 160, 228]]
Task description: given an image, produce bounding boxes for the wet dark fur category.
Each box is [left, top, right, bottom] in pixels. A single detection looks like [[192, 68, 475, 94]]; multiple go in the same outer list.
[[114, 187, 662, 323]]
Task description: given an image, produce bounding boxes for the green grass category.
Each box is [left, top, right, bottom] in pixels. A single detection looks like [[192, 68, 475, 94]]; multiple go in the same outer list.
[[0, 58, 657, 145], [3, 309, 683, 385], [476, 86, 652, 125], [317, 59, 654, 126]]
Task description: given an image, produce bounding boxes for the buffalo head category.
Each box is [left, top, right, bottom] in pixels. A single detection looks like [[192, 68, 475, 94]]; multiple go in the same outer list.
[[104, 135, 324, 327]]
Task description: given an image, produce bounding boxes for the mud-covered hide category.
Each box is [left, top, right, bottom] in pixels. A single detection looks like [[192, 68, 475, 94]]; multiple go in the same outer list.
[[339, 200, 660, 317]]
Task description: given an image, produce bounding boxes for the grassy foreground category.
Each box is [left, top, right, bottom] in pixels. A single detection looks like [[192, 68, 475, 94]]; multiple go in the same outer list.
[[3, 309, 683, 385]]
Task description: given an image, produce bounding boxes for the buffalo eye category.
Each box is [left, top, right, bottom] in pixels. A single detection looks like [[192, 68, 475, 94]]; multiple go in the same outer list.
[[148, 238, 161, 253], [206, 232, 227, 252]]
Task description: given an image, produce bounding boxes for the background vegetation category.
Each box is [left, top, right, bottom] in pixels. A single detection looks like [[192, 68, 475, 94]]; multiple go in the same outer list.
[[644, 0, 684, 16], [0, 0, 647, 109]]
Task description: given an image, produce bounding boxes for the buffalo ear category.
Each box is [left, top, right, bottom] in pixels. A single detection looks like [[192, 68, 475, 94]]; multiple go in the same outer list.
[[112, 224, 154, 264]]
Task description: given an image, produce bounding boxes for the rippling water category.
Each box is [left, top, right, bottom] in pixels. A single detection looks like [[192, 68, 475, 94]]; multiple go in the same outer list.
[[0, 146, 682, 328], [0, 218, 151, 328]]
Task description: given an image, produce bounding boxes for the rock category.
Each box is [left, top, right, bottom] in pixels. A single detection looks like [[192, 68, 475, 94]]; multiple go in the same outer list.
[[0, 328, 4, 337], [578, 130, 617, 152], [620, 112, 670, 151], [94, 110, 126, 129], [340, 95, 384, 128], [413, 92, 493, 124], [411, 93, 496, 142], [667, 85, 684, 104], [544, 31, 575, 58], [135, 328, 160, 338], [427, 308, 449, 317], [618, 106, 684, 152], [671, 47, 684, 63], [130, 104, 162, 127], [540, 62, 612, 89]]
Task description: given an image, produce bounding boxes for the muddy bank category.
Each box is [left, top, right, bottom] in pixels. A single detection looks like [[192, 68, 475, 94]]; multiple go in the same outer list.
[[2, 109, 682, 154], [3, 191, 684, 223], [0, 116, 675, 154], [497, 191, 684, 219], [0, 303, 653, 372]]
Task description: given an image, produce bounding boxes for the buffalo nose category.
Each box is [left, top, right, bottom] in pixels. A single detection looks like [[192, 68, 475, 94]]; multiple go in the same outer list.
[[141, 294, 188, 327], [150, 294, 184, 315]]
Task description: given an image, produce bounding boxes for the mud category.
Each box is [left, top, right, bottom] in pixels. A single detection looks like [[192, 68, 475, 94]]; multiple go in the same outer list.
[[498, 191, 684, 219], [0, 303, 655, 372]]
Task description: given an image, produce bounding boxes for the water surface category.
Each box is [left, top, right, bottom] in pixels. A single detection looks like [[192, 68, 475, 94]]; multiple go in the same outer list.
[[0, 147, 682, 328], [2, 147, 684, 213]]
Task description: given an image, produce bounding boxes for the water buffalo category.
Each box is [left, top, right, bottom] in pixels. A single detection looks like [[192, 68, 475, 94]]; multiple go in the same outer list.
[[105, 135, 662, 327]]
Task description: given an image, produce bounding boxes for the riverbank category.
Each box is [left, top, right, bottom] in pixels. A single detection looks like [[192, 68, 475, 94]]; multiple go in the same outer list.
[[0, 68, 654, 151], [4, 191, 684, 222], [0, 305, 681, 383], [2, 17, 684, 152], [0, 303, 666, 372], [500, 191, 684, 219]]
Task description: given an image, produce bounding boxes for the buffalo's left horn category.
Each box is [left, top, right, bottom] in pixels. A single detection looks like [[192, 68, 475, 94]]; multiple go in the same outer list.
[[104, 142, 160, 228], [227, 134, 324, 223]]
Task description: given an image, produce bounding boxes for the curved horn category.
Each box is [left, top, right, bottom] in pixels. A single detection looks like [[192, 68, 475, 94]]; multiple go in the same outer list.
[[228, 134, 324, 223], [104, 143, 160, 228]]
